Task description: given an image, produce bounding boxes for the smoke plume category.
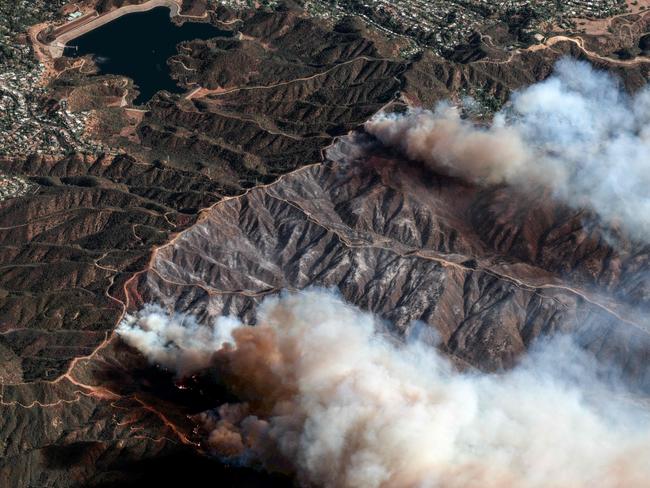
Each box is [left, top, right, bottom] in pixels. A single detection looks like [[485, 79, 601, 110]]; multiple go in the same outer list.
[[118, 289, 650, 488], [365, 58, 650, 241], [117, 304, 242, 377]]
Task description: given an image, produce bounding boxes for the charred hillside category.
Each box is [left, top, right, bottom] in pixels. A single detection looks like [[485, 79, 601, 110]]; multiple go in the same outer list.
[[2, 0, 650, 485]]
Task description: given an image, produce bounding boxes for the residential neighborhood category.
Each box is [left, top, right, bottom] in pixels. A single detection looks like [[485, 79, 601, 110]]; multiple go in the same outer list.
[[0, 0, 105, 156], [0, 65, 102, 155], [0, 0, 635, 158], [304, 0, 629, 54], [0, 172, 34, 202]]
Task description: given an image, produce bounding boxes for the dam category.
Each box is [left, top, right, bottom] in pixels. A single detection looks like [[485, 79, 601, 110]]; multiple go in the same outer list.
[[57, 4, 229, 104]]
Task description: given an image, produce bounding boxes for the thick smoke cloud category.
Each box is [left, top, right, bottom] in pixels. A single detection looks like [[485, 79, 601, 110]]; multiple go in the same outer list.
[[365, 58, 650, 241], [118, 289, 650, 488], [117, 304, 241, 377]]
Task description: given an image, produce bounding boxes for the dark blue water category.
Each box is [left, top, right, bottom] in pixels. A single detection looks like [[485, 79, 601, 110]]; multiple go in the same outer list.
[[65, 7, 230, 105]]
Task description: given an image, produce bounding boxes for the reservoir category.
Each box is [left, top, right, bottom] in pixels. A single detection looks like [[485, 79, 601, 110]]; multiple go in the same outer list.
[[65, 7, 230, 105]]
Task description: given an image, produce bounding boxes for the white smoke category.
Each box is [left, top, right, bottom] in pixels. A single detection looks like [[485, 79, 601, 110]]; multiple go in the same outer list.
[[117, 304, 241, 377], [118, 289, 650, 488], [365, 58, 650, 241]]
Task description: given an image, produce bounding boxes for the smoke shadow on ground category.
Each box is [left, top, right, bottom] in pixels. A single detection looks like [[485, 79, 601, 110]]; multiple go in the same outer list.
[[76, 447, 293, 487], [71, 341, 296, 487], [94, 338, 240, 416]]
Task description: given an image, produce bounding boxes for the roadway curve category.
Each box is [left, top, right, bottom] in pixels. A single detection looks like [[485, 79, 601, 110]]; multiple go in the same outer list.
[[529, 35, 650, 66]]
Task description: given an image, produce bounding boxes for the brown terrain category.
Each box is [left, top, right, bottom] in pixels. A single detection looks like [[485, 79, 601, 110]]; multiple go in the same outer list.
[[133, 136, 650, 381], [2, 0, 650, 485]]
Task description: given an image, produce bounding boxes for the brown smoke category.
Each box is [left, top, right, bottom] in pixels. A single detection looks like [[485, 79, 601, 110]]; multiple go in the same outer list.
[[118, 290, 650, 488], [364, 105, 536, 185], [365, 59, 650, 242]]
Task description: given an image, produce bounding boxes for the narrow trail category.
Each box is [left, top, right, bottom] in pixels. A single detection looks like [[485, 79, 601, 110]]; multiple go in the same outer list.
[[185, 55, 392, 100], [140, 157, 650, 339], [0, 250, 196, 445], [5, 45, 646, 449], [533, 35, 650, 65], [481, 28, 650, 67], [266, 190, 650, 334]]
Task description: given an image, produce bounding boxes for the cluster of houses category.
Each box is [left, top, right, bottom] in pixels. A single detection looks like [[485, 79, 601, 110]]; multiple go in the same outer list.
[[0, 173, 34, 202], [0, 64, 102, 156], [303, 0, 628, 55], [0, 0, 104, 158]]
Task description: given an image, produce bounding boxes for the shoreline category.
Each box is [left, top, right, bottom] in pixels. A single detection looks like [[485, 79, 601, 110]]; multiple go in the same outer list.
[[46, 0, 183, 58]]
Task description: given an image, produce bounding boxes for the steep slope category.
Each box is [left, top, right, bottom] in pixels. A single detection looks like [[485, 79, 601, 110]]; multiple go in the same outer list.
[[137, 135, 650, 384], [0, 8, 408, 485], [3, 1, 650, 485]]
